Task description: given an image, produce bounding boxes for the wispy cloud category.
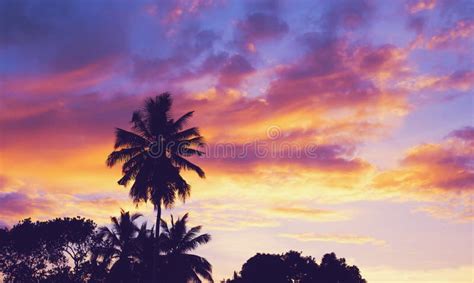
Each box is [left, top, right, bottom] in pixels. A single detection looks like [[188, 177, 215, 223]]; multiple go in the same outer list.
[[279, 233, 387, 246]]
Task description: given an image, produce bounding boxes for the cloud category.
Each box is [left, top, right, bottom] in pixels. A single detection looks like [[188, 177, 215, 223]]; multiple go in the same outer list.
[[372, 126, 473, 221], [196, 139, 370, 175], [374, 139, 473, 194], [320, 0, 375, 31], [447, 126, 474, 142], [355, 45, 408, 78], [269, 206, 352, 222], [279, 233, 387, 246], [150, 0, 221, 24], [1, 58, 118, 95], [0, 192, 54, 218], [131, 26, 220, 83], [218, 54, 255, 87], [429, 70, 474, 92], [407, 0, 436, 14], [0, 92, 141, 148], [234, 12, 289, 50], [261, 38, 409, 130], [167, 198, 354, 232], [364, 264, 473, 283], [0, 175, 144, 226], [396, 70, 474, 103], [0, 0, 133, 72], [426, 19, 474, 50], [171, 201, 279, 231], [407, 16, 426, 34], [413, 204, 473, 223]]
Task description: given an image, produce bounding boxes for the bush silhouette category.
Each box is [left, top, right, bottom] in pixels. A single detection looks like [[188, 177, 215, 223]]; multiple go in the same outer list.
[[222, 250, 366, 283]]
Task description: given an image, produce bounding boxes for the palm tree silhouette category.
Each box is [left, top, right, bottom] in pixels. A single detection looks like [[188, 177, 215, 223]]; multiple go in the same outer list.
[[106, 93, 206, 281], [159, 213, 213, 283], [96, 210, 142, 282]]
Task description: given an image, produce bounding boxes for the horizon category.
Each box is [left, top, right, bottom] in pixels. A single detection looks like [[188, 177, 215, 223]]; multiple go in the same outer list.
[[0, 0, 473, 282]]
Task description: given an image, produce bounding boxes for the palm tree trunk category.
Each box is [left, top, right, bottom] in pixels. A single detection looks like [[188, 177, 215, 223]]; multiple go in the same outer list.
[[153, 203, 161, 283]]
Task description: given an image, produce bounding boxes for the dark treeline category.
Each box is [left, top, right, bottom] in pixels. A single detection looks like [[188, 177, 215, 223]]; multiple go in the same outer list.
[[0, 211, 212, 283], [0, 213, 366, 283]]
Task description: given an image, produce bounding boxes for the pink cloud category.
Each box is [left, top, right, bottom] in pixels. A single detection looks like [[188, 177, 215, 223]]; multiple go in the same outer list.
[[321, 0, 375, 30], [427, 19, 474, 49], [0, 192, 54, 218], [447, 126, 474, 142], [1, 57, 118, 95], [218, 54, 255, 87], [407, 0, 436, 13]]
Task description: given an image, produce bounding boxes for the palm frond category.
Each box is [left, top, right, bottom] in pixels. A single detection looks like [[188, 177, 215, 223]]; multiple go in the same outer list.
[[145, 94, 172, 136], [185, 254, 213, 282], [114, 128, 149, 149], [183, 225, 202, 242], [130, 212, 143, 222], [176, 136, 205, 147], [106, 146, 144, 167], [174, 111, 194, 131], [131, 110, 153, 140], [181, 234, 211, 253], [178, 148, 206, 157], [174, 127, 200, 140], [171, 154, 206, 178], [117, 169, 137, 187]]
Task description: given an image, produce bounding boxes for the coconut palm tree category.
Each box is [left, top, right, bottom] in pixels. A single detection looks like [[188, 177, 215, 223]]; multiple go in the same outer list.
[[134, 222, 156, 282], [159, 213, 213, 283], [106, 93, 206, 281], [96, 210, 142, 282]]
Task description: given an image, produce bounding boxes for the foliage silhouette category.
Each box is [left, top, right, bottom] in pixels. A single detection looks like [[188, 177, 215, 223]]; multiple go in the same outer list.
[[95, 209, 143, 282], [94, 211, 213, 283], [107, 93, 206, 282], [222, 250, 366, 283], [159, 213, 213, 283], [0, 217, 98, 282], [0, 211, 214, 283]]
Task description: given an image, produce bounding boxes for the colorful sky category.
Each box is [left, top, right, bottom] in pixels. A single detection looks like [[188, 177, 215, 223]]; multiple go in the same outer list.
[[0, 0, 473, 281]]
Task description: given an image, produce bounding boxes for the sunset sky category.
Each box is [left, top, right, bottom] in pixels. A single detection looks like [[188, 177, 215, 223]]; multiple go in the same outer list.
[[0, 0, 473, 281]]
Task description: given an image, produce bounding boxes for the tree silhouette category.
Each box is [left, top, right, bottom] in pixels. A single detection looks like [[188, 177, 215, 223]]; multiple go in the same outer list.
[[159, 213, 213, 283], [239, 253, 288, 283], [107, 93, 206, 281], [0, 217, 98, 282], [318, 252, 366, 283], [223, 251, 366, 283], [96, 210, 143, 282], [95, 211, 213, 282], [282, 250, 319, 282]]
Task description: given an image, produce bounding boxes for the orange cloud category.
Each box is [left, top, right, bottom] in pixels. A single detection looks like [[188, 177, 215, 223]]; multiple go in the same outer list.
[[413, 204, 473, 223], [372, 127, 473, 220], [354, 44, 410, 81], [279, 233, 387, 246], [269, 206, 352, 222]]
